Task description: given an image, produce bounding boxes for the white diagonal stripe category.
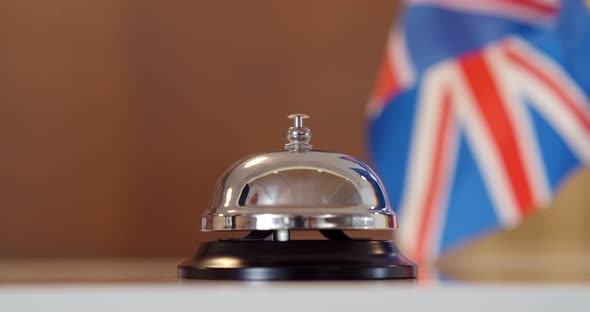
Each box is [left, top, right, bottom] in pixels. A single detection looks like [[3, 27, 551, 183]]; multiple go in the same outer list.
[[504, 38, 590, 163], [398, 62, 454, 256]]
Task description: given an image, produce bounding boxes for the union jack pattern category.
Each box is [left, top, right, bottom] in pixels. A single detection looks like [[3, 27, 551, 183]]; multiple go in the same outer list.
[[368, 0, 590, 264]]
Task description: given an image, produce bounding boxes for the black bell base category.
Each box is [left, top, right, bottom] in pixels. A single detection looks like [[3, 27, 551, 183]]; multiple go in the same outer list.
[[178, 240, 418, 280]]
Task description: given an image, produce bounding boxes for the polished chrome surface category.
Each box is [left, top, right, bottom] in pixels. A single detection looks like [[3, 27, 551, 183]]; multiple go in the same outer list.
[[274, 230, 290, 241], [202, 151, 397, 231], [285, 113, 312, 152], [201, 114, 397, 231]]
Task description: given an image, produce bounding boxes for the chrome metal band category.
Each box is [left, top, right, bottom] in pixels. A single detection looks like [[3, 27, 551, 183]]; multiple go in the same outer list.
[[202, 212, 397, 231]]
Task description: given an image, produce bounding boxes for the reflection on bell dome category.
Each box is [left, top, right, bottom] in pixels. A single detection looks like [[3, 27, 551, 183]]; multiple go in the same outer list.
[[202, 151, 397, 231], [238, 169, 361, 208]]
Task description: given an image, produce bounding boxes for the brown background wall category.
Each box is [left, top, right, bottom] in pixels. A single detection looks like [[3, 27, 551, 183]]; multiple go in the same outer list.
[[1, 0, 588, 259], [0, 0, 398, 257]]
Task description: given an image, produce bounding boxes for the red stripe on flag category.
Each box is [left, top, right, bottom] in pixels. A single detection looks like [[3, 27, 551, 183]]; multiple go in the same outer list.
[[371, 55, 401, 105], [503, 45, 590, 133], [499, 0, 558, 15], [459, 52, 535, 217], [414, 89, 453, 265], [414, 0, 559, 18]]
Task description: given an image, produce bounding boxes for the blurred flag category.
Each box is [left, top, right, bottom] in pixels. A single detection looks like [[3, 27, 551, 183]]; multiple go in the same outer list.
[[368, 0, 590, 265]]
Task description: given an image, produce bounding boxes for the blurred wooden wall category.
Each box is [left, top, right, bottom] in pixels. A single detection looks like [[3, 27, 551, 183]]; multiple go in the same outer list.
[[0, 0, 398, 257], [1, 0, 134, 256], [1, 0, 588, 259]]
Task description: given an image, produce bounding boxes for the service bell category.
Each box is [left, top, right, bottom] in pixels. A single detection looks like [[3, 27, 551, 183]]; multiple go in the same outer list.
[[178, 114, 417, 280]]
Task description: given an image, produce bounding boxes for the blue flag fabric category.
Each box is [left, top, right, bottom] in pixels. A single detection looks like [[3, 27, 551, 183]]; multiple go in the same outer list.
[[368, 0, 590, 264]]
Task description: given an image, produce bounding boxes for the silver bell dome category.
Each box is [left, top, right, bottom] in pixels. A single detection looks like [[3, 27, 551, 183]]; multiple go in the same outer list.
[[202, 114, 397, 231]]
